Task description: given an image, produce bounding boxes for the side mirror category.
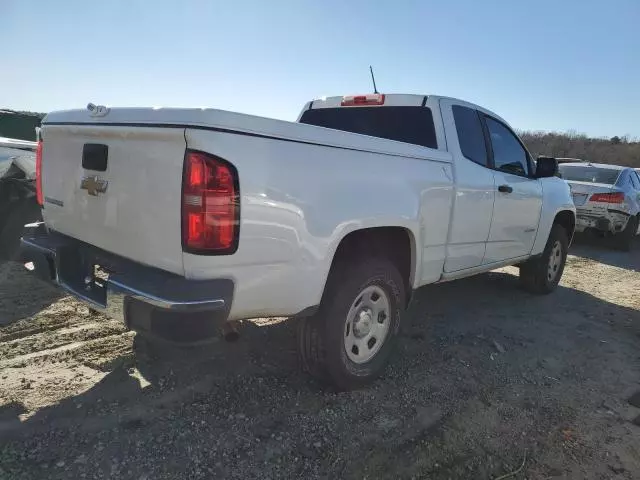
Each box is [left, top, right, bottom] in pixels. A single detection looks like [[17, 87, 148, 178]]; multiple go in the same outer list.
[[536, 156, 559, 178]]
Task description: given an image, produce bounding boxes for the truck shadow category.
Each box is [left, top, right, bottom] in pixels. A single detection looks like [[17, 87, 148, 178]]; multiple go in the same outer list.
[[2, 269, 640, 478], [570, 233, 640, 272]]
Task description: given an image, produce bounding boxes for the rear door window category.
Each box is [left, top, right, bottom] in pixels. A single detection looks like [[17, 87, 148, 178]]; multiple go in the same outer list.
[[299, 106, 438, 149], [452, 105, 488, 167]]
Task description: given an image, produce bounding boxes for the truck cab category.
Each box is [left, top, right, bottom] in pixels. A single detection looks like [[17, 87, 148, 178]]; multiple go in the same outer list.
[[299, 94, 574, 275]]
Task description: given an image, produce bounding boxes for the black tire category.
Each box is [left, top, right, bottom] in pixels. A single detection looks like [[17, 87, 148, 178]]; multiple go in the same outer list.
[[613, 215, 638, 252], [519, 223, 569, 295], [298, 256, 406, 390]]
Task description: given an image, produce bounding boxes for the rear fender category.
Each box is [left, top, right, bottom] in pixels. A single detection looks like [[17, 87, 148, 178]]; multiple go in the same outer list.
[[322, 220, 420, 288]]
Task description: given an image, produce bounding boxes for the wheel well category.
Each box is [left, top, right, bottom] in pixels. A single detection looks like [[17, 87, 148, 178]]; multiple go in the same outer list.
[[554, 210, 576, 244], [328, 227, 414, 305]]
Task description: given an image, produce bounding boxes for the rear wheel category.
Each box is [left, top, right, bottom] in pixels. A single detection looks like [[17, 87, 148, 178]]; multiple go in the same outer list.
[[520, 224, 568, 294], [298, 256, 406, 390], [613, 215, 638, 252]]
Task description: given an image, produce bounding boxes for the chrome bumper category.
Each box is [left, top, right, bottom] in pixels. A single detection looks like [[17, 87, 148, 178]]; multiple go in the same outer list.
[[20, 224, 233, 342]]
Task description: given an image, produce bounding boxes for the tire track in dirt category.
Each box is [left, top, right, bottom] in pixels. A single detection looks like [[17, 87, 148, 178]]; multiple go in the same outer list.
[[1, 319, 126, 358], [0, 266, 135, 422], [0, 332, 131, 368]]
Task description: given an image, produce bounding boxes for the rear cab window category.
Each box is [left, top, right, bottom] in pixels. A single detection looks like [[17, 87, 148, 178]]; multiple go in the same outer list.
[[299, 106, 438, 149]]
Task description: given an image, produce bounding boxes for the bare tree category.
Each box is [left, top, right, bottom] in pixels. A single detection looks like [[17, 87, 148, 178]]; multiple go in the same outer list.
[[520, 131, 640, 168]]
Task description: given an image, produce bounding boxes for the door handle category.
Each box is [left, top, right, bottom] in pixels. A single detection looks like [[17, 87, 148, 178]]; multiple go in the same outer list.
[[498, 185, 513, 193]]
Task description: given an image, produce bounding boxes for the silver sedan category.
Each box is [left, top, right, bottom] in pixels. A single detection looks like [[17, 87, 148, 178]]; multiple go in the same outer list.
[[559, 162, 640, 250]]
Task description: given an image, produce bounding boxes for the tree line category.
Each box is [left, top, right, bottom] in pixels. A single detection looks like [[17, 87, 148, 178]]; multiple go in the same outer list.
[[520, 131, 640, 168], [0, 110, 44, 141]]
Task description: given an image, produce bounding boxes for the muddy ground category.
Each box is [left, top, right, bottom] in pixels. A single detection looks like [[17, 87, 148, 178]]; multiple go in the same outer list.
[[1, 238, 639, 479]]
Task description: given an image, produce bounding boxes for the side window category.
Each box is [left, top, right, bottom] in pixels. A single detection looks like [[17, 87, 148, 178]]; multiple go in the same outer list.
[[484, 116, 529, 177], [630, 172, 640, 190], [452, 105, 488, 167], [627, 175, 635, 189]]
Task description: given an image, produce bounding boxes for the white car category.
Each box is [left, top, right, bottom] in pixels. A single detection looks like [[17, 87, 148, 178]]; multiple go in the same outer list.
[[21, 93, 575, 389], [559, 162, 640, 250], [556, 157, 586, 164]]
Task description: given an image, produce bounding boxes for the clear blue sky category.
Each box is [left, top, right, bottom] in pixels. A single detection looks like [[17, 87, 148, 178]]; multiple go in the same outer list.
[[3, 0, 639, 138]]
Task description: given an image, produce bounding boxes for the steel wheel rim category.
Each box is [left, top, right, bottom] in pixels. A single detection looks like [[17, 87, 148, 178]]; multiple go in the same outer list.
[[547, 240, 563, 281], [344, 285, 391, 364]]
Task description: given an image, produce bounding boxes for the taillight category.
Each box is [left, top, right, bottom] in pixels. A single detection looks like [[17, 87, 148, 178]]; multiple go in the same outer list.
[[182, 150, 239, 254], [35, 139, 43, 206], [341, 94, 385, 106], [590, 192, 624, 203]]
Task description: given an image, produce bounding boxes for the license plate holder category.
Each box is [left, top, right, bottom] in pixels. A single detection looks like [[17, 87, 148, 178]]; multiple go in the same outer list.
[[57, 247, 108, 307]]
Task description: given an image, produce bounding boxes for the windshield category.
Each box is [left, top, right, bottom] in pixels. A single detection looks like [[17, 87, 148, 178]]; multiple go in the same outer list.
[[558, 165, 621, 185], [299, 106, 438, 149]]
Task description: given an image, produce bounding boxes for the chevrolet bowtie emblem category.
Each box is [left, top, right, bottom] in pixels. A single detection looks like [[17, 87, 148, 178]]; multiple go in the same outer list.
[[80, 176, 108, 196]]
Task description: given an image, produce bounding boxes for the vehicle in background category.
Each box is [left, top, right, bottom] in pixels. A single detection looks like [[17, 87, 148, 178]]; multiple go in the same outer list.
[[556, 157, 587, 164], [559, 162, 640, 250], [0, 136, 41, 262], [21, 94, 575, 389]]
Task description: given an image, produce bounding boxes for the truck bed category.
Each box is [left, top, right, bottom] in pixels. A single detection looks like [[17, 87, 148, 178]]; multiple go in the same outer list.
[[39, 105, 454, 320], [44, 107, 451, 164]]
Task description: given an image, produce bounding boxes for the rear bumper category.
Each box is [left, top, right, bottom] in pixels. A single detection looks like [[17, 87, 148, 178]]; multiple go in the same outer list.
[[575, 209, 631, 234], [19, 224, 233, 343]]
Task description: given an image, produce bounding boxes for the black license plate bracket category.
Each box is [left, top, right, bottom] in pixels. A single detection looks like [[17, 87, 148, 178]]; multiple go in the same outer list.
[[57, 246, 108, 306], [82, 144, 108, 171]]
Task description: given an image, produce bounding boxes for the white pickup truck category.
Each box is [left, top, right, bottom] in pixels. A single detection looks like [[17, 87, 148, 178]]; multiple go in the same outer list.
[[21, 93, 575, 389]]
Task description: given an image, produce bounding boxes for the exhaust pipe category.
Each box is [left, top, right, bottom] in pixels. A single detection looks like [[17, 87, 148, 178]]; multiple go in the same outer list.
[[221, 321, 240, 342]]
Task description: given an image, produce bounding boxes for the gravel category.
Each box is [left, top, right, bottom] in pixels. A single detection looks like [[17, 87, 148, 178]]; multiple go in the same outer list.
[[1, 237, 639, 479]]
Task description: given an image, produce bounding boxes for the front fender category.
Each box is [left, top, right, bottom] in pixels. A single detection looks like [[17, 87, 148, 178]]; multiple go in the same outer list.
[[531, 177, 575, 255]]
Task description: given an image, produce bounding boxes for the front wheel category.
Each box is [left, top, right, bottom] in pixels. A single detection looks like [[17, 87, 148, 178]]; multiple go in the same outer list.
[[298, 257, 406, 390], [519, 224, 568, 294]]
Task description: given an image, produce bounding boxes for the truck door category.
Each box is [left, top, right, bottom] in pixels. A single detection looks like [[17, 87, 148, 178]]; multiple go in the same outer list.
[[439, 99, 495, 272], [480, 115, 543, 263]]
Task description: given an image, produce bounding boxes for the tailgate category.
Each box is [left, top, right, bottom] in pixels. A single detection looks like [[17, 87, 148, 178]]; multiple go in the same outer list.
[[40, 124, 186, 275]]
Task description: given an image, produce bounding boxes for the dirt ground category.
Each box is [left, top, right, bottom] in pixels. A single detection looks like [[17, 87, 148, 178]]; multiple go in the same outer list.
[[1, 238, 639, 479]]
